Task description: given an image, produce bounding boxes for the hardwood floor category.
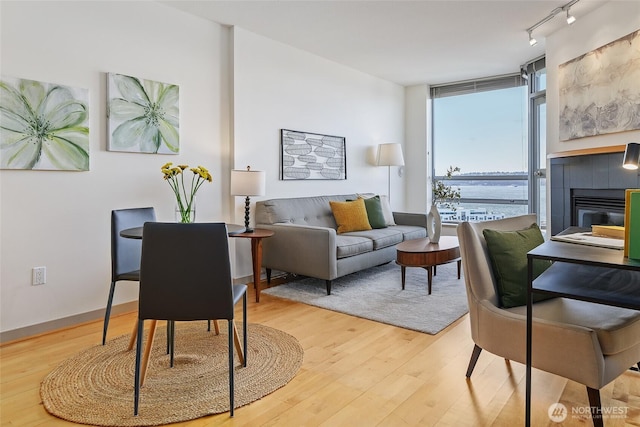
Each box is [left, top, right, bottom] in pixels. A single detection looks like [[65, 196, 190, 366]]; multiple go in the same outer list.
[[1, 285, 639, 426]]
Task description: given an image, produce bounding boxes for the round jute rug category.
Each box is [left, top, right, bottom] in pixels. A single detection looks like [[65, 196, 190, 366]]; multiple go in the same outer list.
[[40, 322, 303, 426]]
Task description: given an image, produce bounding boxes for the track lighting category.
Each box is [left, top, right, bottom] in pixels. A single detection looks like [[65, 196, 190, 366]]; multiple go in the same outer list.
[[526, 0, 579, 46]]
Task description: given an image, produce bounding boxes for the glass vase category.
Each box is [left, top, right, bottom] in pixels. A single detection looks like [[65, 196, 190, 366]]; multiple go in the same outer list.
[[175, 200, 196, 223]]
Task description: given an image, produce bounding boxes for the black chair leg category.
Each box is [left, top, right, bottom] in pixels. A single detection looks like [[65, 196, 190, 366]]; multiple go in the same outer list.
[[466, 344, 483, 378], [266, 268, 272, 284], [243, 294, 247, 367], [169, 321, 175, 367], [587, 387, 603, 427], [326, 280, 332, 295], [134, 319, 144, 416], [102, 281, 116, 345], [228, 320, 235, 417], [166, 321, 171, 354]]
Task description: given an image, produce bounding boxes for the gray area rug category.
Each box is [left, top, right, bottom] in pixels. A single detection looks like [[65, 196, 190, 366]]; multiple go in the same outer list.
[[262, 261, 469, 334]]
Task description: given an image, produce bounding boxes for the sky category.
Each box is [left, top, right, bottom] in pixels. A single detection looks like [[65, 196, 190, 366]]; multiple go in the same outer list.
[[432, 86, 529, 176]]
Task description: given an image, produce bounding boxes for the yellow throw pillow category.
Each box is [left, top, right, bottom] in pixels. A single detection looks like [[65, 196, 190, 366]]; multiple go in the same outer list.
[[329, 199, 372, 234]]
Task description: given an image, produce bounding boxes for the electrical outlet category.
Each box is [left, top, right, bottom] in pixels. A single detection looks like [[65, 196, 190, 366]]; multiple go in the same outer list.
[[32, 267, 46, 285]]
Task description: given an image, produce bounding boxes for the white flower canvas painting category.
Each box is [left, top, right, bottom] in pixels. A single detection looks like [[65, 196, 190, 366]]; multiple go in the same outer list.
[[107, 73, 179, 154], [0, 76, 89, 171]]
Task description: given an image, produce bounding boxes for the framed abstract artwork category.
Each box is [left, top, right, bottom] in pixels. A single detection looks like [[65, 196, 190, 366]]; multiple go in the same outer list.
[[0, 76, 89, 171], [559, 29, 640, 141], [107, 73, 179, 154], [280, 129, 346, 180]]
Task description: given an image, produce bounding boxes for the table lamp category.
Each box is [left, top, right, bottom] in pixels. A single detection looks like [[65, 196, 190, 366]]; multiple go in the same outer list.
[[623, 142, 640, 170], [230, 166, 266, 233], [377, 143, 404, 202]]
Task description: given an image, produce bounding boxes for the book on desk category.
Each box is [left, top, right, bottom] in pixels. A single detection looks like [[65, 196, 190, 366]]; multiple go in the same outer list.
[[550, 231, 624, 250]]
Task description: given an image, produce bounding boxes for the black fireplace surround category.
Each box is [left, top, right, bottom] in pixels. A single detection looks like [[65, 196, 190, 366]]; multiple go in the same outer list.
[[550, 151, 640, 235]]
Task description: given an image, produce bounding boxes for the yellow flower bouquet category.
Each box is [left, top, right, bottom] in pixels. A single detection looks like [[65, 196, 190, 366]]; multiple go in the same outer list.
[[161, 163, 212, 223]]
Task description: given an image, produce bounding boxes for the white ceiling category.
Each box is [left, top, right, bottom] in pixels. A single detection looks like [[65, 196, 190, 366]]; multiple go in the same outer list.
[[161, 0, 608, 86]]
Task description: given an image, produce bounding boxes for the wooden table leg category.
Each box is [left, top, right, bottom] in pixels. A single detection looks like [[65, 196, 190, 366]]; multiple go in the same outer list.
[[251, 238, 264, 302], [128, 319, 138, 351], [232, 321, 245, 365], [427, 266, 433, 295], [140, 319, 157, 387]]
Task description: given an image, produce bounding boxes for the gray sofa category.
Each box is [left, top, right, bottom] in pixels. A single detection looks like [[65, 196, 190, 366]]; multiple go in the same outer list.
[[255, 194, 428, 294]]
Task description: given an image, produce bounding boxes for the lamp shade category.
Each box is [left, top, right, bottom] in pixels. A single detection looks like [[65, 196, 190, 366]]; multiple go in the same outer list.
[[623, 142, 640, 170], [230, 167, 266, 196], [377, 143, 405, 166]]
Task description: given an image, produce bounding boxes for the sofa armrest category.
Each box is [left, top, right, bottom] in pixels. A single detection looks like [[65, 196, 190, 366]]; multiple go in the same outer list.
[[392, 211, 428, 228], [257, 223, 338, 280]]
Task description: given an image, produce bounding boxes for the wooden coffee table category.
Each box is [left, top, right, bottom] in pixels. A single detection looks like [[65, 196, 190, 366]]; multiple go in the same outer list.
[[396, 236, 461, 294]]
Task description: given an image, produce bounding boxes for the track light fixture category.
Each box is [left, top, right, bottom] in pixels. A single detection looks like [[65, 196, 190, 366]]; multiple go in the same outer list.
[[526, 0, 579, 46]]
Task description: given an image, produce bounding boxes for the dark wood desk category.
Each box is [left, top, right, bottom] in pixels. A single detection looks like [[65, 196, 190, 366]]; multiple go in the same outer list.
[[525, 239, 640, 426]]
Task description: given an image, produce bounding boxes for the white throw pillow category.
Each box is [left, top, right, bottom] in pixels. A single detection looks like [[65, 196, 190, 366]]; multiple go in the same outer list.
[[358, 193, 395, 226]]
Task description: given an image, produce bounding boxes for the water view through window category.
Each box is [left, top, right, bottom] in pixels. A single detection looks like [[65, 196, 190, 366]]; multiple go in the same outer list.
[[431, 78, 529, 223]]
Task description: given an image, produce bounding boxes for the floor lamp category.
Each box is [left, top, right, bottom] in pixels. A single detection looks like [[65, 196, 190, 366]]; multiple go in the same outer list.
[[230, 166, 266, 233], [377, 143, 405, 203]]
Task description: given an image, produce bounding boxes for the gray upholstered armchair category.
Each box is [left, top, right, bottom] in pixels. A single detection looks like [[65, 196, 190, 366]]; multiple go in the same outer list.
[[457, 214, 640, 426]]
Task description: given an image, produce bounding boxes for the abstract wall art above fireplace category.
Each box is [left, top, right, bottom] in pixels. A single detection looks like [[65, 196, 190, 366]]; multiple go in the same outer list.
[[559, 29, 640, 141]]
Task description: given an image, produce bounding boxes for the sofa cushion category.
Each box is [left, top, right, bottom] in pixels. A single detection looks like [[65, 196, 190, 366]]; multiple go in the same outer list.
[[483, 223, 554, 308], [391, 224, 428, 241], [359, 193, 396, 226], [335, 235, 374, 259], [256, 194, 358, 228], [345, 227, 404, 250], [330, 199, 372, 234], [359, 195, 387, 229]]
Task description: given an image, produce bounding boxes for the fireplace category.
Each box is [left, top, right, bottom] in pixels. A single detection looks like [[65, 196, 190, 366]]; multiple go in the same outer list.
[[549, 150, 640, 235], [571, 188, 625, 228]]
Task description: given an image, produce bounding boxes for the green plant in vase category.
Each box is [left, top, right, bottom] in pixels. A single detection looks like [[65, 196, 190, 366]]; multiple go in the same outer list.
[[161, 162, 212, 223], [432, 166, 461, 210], [428, 166, 460, 243]]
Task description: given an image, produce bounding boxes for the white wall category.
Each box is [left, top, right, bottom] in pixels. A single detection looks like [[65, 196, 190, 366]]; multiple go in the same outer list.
[[404, 84, 430, 212], [0, 1, 230, 334], [546, 1, 640, 155], [0, 3, 407, 335], [230, 27, 406, 278]]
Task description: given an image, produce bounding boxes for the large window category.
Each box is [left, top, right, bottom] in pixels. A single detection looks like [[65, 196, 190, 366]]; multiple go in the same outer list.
[[431, 74, 529, 222]]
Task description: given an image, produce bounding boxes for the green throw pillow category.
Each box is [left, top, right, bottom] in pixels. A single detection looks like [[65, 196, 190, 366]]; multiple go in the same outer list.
[[359, 195, 387, 229], [483, 223, 554, 308]]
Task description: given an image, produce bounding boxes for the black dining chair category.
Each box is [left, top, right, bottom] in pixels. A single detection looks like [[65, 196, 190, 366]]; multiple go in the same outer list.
[[103, 207, 156, 345], [133, 222, 248, 417]]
